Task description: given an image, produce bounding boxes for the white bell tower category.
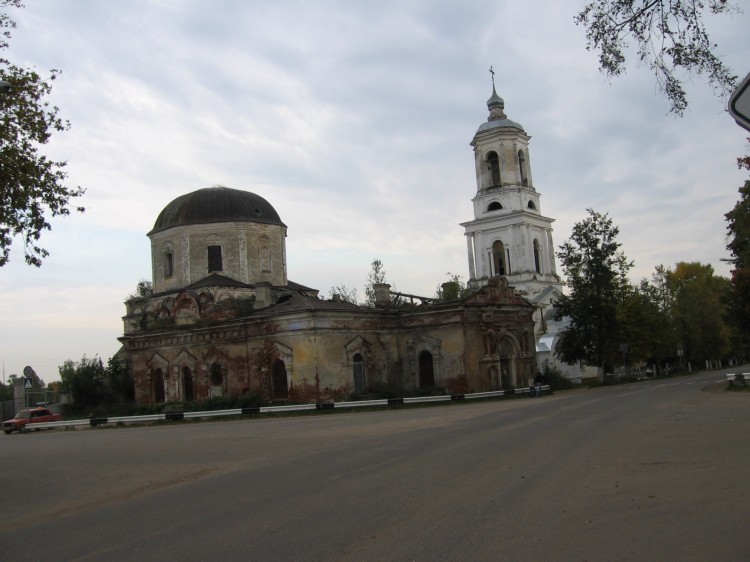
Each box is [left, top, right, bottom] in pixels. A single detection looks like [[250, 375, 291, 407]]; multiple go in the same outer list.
[[461, 74, 561, 299]]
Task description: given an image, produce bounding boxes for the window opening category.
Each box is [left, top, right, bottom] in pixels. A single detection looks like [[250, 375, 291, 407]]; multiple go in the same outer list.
[[353, 353, 366, 393], [208, 245, 223, 272], [272, 359, 288, 399], [492, 240, 506, 276], [182, 366, 194, 402], [210, 363, 223, 386], [487, 201, 503, 212], [154, 368, 165, 403], [418, 351, 435, 388], [487, 152, 501, 187], [533, 239, 541, 273], [527, 200, 536, 210], [518, 150, 528, 186], [164, 252, 173, 278]]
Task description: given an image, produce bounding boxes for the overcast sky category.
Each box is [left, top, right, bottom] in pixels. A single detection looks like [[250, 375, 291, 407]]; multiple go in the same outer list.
[[1, 0, 748, 382]]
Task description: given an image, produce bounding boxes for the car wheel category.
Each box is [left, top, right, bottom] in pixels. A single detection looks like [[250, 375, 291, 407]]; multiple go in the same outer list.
[[3, 429, 11, 435]]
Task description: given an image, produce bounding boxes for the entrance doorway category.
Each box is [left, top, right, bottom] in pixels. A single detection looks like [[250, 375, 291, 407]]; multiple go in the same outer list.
[[272, 359, 288, 399]]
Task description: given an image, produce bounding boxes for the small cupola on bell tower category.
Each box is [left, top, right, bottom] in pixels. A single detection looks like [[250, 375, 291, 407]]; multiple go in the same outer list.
[[461, 68, 561, 301]]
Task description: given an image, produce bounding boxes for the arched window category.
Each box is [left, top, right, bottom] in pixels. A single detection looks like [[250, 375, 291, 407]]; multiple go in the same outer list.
[[353, 353, 366, 393], [492, 240, 508, 276], [164, 251, 173, 278], [418, 351, 435, 388], [487, 151, 501, 187], [154, 368, 165, 403], [487, 201, 503, 212], [210, 363, 224, 398], [527, 200, 536, 210], [272, 359, 288, 399], [182, 366, 194, 402], [210, 363, 223, 387], [518, 150, 528, 186], [533, 239, 541, 273]]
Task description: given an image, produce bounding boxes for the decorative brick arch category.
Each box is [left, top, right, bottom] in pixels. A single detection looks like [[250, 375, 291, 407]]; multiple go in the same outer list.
[[146, 353, 169, 404], [265, 342, 293, 400], [407, 335, 442, 388], [345, 336, 372, 393], [492, 332, 522, 389]]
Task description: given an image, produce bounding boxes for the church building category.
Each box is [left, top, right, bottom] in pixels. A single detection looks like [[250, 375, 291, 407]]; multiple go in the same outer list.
[[119, 84, 550, 406], [460, 79, 587, 381]]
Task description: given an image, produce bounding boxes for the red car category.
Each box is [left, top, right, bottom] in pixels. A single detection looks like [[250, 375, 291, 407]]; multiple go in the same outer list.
[[3, 407, 62, 434]]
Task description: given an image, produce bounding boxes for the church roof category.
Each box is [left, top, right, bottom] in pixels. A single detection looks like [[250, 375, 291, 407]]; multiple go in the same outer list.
[[149, 186, 285, 235], [259, 293, 368, 314], [476, 118, 525, 134], [476, 84, 525, 134]]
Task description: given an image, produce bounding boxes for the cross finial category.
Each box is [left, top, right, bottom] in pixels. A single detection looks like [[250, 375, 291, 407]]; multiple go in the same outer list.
[[489, 65, 495, 87]]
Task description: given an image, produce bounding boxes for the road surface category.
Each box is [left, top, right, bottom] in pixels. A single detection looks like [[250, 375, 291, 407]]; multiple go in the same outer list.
[[1, 368, 748, 560]]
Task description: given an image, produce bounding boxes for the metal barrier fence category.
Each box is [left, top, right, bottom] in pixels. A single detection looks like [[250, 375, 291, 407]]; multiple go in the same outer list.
[[17, 386, 551, 431]]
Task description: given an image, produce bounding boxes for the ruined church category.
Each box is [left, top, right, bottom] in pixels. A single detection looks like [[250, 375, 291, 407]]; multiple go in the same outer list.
[[119, 84, 566, 405]]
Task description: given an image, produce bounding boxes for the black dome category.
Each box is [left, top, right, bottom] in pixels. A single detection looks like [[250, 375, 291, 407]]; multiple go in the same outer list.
[[149, 187, 285, 234]]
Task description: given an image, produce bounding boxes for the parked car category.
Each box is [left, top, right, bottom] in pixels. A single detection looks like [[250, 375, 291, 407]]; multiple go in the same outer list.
[[3, 407, 62, 434]]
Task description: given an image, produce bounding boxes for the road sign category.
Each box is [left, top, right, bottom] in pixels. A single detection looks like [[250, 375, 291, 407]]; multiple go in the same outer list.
[[23, 377, 32, 389], [729, 72, 750, 132]]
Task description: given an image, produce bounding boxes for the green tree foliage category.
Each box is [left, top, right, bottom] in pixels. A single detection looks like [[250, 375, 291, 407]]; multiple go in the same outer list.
[[553, 209, 633, 373], [328, 284, 358, 304], [106, 355, 134, 403], [59, 354, 133, 410], [725, 148, 750, 341], [665, 262, 731, 364], [435, 272, 472, 301], [59, 355, 106, 409], [618, 279, 677, 366], [0, 0, 85, 266], [363, 258, 387, 307], [126, 279, 153, 301], [575, 0, 739, 115]]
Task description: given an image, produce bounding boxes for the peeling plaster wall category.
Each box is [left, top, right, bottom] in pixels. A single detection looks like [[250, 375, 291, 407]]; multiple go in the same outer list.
[[123, 279, 536, 405]]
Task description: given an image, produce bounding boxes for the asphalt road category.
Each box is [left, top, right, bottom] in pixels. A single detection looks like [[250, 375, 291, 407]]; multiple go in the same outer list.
[[1, 368, 748, 561]]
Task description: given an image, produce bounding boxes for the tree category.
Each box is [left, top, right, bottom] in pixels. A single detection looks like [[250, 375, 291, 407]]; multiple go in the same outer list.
[[328, 284, 358, 304], [553, 209, 633, 375], [725, 145, 750, 342], [619, 272, 679, 369], [363, 258, 387, 307], [127, 279, 153, 301], [435, 272, 472, 301], [575, 0, 740, 115], [105, 355, 134, 403], [59, 355, 106, 410], [0, 0, 85, 266], [665, 262, 731, 365]]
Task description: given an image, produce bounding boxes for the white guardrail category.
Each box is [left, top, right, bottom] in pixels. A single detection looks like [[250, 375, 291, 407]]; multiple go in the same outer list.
[[20, 385, 551, 431], [726, 373, 749, 385]]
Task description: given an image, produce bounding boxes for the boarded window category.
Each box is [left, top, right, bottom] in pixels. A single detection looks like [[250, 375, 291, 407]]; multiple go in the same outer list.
[[208, 245, 223, 272], [259, 236, 271, 272]]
